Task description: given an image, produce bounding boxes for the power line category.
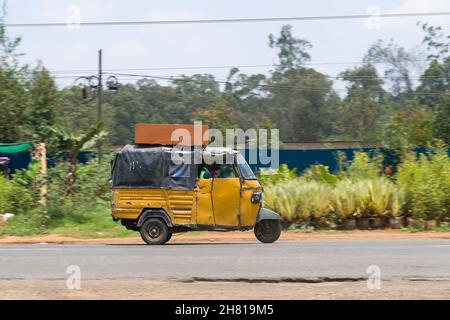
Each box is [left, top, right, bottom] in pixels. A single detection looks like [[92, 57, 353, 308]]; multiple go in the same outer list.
[[5, 11, 450, 28], [48, 63, 443, 81], [105, 72, 450, 96], [43, 62, 382, 73]]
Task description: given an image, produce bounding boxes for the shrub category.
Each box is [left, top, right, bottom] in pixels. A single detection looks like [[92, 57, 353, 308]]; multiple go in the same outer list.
[[263, 179, 332, 226], [365, 178, 405, 218], [396, 144, 450, 222], [342, 152, 383, 180], [303, 165, 338, 185], [258, 164, 297, 186], [330, 179, 362, 219], [44, 156, 112, 220], [1, 156, 113, 236], [0, 175, 34, 215], [0, 208, 48, 236], [330, 177, 404, 220]]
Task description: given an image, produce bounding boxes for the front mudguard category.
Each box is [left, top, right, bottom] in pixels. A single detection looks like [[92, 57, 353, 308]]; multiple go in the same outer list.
[[255, 207, 281, 224]]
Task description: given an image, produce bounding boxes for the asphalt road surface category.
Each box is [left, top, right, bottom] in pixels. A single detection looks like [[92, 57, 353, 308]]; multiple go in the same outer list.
[[1, 239, 450, 281]]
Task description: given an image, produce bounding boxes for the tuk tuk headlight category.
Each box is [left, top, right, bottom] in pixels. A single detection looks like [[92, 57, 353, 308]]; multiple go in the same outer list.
[[251, 192, 262, 203]]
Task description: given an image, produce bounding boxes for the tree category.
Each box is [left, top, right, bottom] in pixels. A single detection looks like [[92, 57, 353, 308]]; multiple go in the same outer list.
[[0, 4, 59, 143], [338, 64, 388, 141], [44, 122, 106, 196], [364, 40, 421, 95], [417, 23, 450, 145], [269, 25, 312, 71], [382, 101, 435, 151], [26, 65, 59, 140], [419, 22, 450, 61], [0, 3, 28, 142], [266, 25, 339, 141], [266, 67, 339, 141], [191, 98, 237, 135]]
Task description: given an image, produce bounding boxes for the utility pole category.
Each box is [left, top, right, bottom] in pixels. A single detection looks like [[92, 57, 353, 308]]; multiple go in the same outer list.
[[75, 49, 119, 161], [97, 49, 103, 160]]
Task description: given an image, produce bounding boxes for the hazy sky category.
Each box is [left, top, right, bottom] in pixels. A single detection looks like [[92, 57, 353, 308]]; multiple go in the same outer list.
[[4, 0, 450, 88]]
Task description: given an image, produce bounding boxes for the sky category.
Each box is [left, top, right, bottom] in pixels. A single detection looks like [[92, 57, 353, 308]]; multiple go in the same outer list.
[[4, 0, 450, 89]]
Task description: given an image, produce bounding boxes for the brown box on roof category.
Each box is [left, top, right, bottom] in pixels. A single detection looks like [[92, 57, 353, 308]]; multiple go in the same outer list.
[[134, 123, 209, 146]]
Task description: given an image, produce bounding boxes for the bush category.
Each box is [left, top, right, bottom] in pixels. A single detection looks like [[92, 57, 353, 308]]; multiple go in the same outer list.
[[264, 173, 405, 228], [341, 151, 384, 180], [263, 179, 333, 226], [1, 156, 113, 236], [0, 175, 34, 215], [258, 164, 297, 186], [331, 177, 404, 220], [396, 144, 450, 222], [303, 165, 338, 185], [44, 156, 112, 220], [0, 208, 48, 236]]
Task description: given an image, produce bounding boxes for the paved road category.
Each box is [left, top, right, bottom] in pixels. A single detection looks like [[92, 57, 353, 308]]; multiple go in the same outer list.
[[1, 240, 450, 280]]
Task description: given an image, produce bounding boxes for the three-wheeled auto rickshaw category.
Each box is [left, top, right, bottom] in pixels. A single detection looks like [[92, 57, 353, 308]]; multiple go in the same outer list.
[[110, 126, 281, 245]]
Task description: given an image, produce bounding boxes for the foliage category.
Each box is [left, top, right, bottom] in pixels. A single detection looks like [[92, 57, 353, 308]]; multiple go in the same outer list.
[[382, 103, 436, 151], [0, 5, 59, 143], [46, 203, 135, 238], [44, 122, 106, 196], [268, 24, 312, 71], [363, 39, 420, 94], [303, 165, 338, 185], [257, 164, 297, 186], [264, 175, 405, 225], [396, 144, 450, 221], [263, 179, 332, 225], [341, 152, 383, 180], [0, 157, 114, 236], [329, 177, 403, 219], [0, 208, 48, 236], [0, 175, 33, 215], [337, 64, 388, 141], [13, 160, 39, 188], [191, 98, 237, 135]]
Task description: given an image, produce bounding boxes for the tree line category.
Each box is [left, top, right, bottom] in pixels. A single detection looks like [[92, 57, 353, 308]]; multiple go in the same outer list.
[[0, 13, 449, 151]]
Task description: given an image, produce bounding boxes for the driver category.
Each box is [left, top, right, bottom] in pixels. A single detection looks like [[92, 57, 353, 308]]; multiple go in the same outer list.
[[199, 164, 220, 179]]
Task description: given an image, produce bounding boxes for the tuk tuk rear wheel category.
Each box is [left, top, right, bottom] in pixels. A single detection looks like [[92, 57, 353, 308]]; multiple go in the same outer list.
[[254, 220, 281, 243], [140, 218, 170, 245]]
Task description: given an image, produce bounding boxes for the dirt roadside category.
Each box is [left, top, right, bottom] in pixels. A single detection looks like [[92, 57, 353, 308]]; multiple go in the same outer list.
[[2, 278, 450, 299], [1, 230, 450, 244]]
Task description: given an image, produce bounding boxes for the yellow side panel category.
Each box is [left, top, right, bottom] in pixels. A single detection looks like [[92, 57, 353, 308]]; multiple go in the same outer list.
[[166, 190, 195, 224], [111, 188, 169, 220], [240, 180, 262, 227], [212, 178, 241, 226], [196, 179, 214, 225]]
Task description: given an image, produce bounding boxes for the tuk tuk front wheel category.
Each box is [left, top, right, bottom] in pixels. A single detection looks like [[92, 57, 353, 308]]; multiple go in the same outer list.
[[254, 220, 281, 243], [140, 218, 171, 245]]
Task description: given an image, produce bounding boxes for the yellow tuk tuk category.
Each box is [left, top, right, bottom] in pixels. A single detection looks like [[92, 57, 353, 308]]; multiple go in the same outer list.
[[110, 127, 281, 245]]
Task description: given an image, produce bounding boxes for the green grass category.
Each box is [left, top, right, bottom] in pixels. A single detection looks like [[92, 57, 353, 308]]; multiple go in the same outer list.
[[0, 203, 136, 238], [48, 206, 136, 238]]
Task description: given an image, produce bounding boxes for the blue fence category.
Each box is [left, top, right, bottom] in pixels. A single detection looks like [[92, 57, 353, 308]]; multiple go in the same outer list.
[[2, 148, 449, 175], [242, 148, 371, 173]]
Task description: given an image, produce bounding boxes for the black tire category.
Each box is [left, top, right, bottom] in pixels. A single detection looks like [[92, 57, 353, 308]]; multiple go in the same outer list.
[[254, 220, 281, 243], [140, 218, 170, 245], [166, 231, 173, 243]]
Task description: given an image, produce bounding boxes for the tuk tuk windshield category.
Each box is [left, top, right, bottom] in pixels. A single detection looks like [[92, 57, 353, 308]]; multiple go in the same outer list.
[[237, 153, 256, 180]]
